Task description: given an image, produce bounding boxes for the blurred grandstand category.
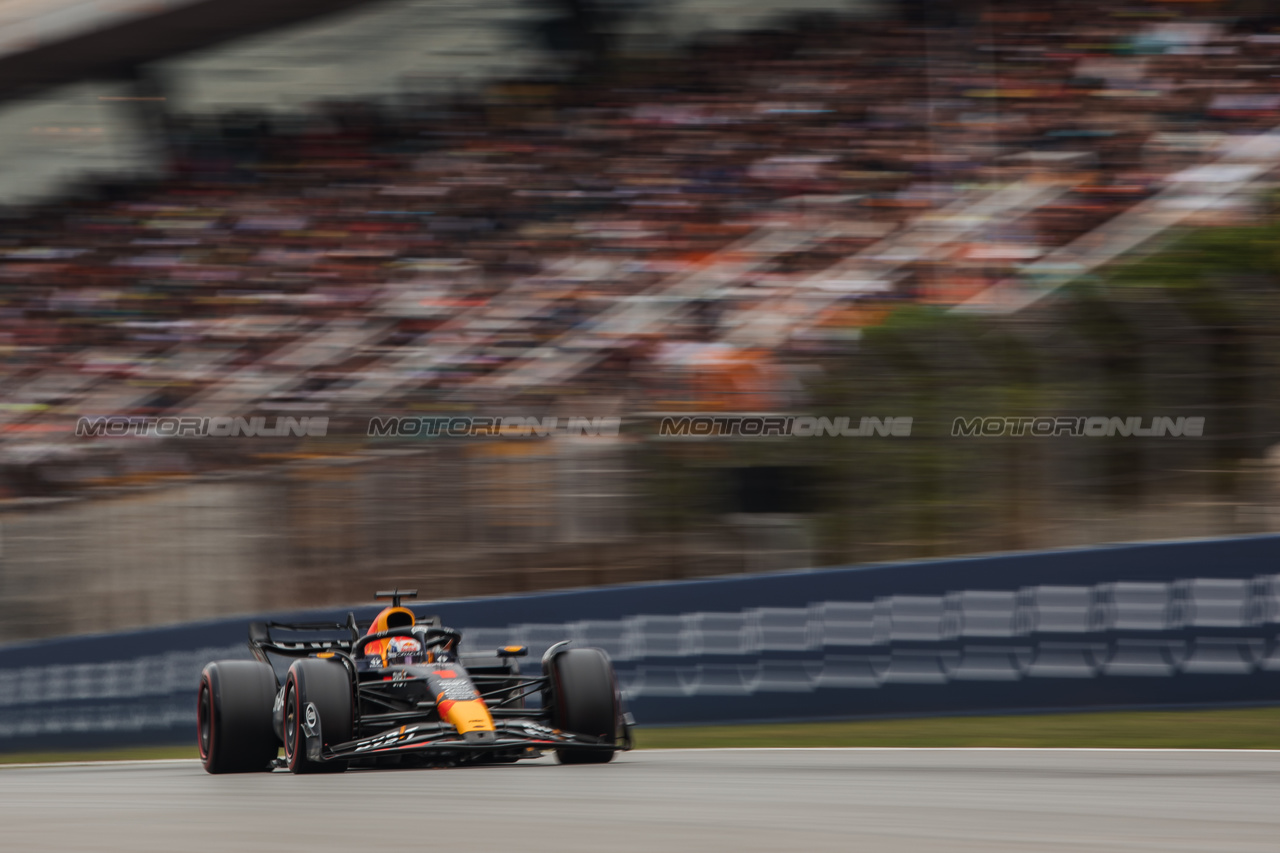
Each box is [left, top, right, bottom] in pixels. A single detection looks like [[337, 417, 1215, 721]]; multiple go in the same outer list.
[[4, 0, 1280, 639]]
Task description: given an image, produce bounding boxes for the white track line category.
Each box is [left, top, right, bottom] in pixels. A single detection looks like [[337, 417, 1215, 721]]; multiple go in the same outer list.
[[4, 748, 1279, 770], [0, 758, 200, 770], [637, 747, 1280, 753]]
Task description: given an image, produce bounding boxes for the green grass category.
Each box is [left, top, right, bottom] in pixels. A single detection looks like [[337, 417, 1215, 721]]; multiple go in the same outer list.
[[3, 707, 1277, 765], [636, 707, 1280, 750], [0, 745, 197, 766]]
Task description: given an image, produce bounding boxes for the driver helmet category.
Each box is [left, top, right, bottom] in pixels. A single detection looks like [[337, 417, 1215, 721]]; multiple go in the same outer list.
[[385, 636, 423, 666]]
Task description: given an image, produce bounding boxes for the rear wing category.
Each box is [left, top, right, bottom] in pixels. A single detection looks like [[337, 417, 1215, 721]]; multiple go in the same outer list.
[[248, 614, 360, 662], [247, 611, 446, 662]]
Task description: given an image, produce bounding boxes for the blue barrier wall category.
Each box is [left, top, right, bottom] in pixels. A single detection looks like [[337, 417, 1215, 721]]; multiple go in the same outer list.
[[3, 535, 1280, 752]]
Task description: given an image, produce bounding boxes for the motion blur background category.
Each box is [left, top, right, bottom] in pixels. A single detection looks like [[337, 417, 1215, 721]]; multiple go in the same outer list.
[[2, 0, 1280, 643]]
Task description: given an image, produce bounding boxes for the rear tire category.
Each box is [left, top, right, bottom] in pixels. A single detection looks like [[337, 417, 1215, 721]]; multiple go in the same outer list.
[[198, 661, 278, 774], [546, 648, 619, 765], [283, 659, 353, 774]]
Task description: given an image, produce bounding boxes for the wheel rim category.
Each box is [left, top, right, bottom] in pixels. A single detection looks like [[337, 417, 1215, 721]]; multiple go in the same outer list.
[[284, 682, 297, 760], [197, 682, 212, 761]]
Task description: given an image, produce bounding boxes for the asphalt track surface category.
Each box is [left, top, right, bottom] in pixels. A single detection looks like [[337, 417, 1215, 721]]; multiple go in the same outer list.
[[1, 749, 1277, 852]]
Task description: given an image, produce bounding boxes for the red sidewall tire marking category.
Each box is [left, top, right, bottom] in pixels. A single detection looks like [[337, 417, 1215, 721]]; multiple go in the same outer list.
[[285, 676, 299, 771], [286, 672, 309, 773]]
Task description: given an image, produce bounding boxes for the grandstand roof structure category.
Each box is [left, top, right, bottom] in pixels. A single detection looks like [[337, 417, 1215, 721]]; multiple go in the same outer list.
[[0, 0, 389, 102]]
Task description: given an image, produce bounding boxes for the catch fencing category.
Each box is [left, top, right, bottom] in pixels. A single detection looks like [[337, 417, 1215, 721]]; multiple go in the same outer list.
[[2, 535, 1279, 751]]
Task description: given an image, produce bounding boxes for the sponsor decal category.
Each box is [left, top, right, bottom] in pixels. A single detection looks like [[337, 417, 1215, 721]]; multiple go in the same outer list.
[[353, 726, 419, 753], [435, 680, 479, 702], [521, 721, 558, 739]]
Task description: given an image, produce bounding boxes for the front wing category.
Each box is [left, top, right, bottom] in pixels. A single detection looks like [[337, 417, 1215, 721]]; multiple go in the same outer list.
[[298, 713, 630, 764]]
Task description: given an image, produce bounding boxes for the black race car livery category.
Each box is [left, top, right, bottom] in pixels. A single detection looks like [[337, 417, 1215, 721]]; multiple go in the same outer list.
[[197, 590, 632, 773]]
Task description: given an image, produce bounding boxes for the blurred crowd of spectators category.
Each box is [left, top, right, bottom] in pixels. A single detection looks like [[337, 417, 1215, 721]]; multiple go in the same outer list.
[[1, 1, 1279, 488]]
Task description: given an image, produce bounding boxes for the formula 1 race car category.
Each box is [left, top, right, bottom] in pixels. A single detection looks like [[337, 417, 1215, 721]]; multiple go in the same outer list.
[[197, 590, 632, 773]]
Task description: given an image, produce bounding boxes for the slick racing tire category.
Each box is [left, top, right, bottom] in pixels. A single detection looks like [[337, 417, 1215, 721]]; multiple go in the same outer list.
[[283, 659, 353, 774], [198, 660, 279, 774], [547, 648, 620, 765]]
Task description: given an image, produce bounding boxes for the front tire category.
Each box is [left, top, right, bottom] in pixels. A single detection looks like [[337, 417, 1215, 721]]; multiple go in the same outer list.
[[546, 648, 620, 765], [283, 659, 353, 774], [198, 661, 278, 774]]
